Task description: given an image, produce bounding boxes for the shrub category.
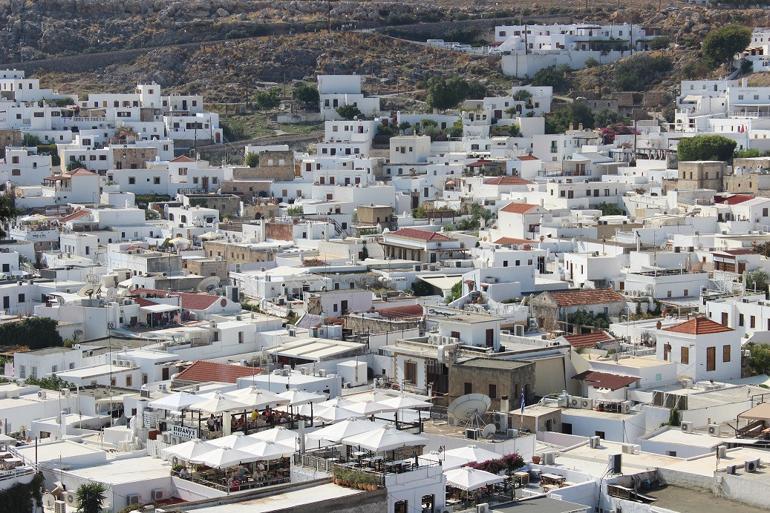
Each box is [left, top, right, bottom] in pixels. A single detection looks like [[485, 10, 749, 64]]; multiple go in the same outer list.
[[292, 83, 319, 111], [426, 76, 486, 110], [703, 25, 752, 68], [677, 135, 737, 162], [336, 104, 363, 120], [612, 54, 672, 91], [0, 317, 62, 349], [531, 65, 572, 93]]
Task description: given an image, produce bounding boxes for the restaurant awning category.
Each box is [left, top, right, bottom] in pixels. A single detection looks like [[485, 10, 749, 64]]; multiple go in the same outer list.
[[341, 425, 426, 452], [444, 467, 504, 491], [140, 304, 181, 314]]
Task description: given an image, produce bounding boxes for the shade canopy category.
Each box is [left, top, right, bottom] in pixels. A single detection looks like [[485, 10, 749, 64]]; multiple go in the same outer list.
[[313, 404, 362, 422], [341, 425, 427, 452], [225, 386, 290, 409], [208, 433, 263, 451], [377, 394, 433, 410], [444, 467, 504, 491], [162, 439, 216, 462], [444, 445, 501, 465], [148, 391, 201, 412], [245, 440, 295, 460], [192, 446, 258, 468], [277, 389, 326, 406], [189, 393, 249, 414], [418, 451, 467, 471], [248, 427, 299, 449], [344, 400, 396, 416], [306, 419, 384, 444]]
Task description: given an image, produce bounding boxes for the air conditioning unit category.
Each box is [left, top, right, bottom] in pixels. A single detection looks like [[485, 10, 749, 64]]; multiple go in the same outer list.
[[151, 489, 164, 501], [708, 424, 720, 436], [680, 421, 694, 433], [717, 445, 728, 459], [745, 459, 760, 473], [54, 500, 67, 513], [622, 443, 635, 454], [318, 369, 327, 377], [725, 464, 737, 475], [543, 452, 557, 465], [37, 390, 46, 400], [581, 398, 593, 409], [60, 388, 71, 397], [64, 492, 77, 507], [476, 503, 490, 513], [621, 401, 632, 414], [507, 428, 519, 438], [126, 494, 140, 506], [569, 397, 580, 408], [162, 432, 172, 444], [466, 428, 480, 440], [589, 436, 601, 449]]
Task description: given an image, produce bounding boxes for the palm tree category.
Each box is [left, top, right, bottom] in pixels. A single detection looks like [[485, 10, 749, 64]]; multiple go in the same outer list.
[[76, 482, 106, 513]]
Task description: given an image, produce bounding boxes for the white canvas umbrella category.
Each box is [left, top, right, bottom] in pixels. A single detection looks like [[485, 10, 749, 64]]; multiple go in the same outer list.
[[248, 426, 299, 449], [148, 391, 201, 412], [377, 395, 432, 410], [208, 432, 263, 451], [190, 392, 249, 414], [162, 439, 216, 462], [306, 419, 384, 444], [314, 404, 362, 422], [445, 445, 501, 465], [341, 425, 427, 452], [225, 386, 289, 409], [418, 450, 467, 471], [344, 400, 396, 417], [444, 467, 504, 491], [277, 390, 326, 406], [192, 446, 258, 468], [242, 440, 294, 461]]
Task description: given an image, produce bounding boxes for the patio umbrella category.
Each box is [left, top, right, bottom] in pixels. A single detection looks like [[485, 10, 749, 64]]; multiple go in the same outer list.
[[192, 446, 258, 468], [190, 392, 250, 414], [242, 440, 295, 460], [418, 450, 467, 471], [225, 386, 290, 409], [162, 439, 216, 463], [377, 395, 432, 410], [148, 391, 201, 412], [444, 445, 501, 465], [248, 426, 299, 449], [208, 433, 263, 451], [313, 404, 362, 423], [306, 419, 384, 444], [341, 425, 427, 452], [344, 400, 396, 417], [444, 467, 504, 491], [277, 390, 326, 406]]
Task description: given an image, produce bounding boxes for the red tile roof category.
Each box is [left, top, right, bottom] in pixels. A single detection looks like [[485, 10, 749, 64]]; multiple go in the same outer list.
[[376, 304, 424, 319], [500, 202, 539, 214], [664, 317, 732, 335], [564, 331, 615, 349], [69, 168, 97, 176], [60, 209, 89, 223], [494, 236, 533, 247], [483, 176, 533, 186], [389, 228, 452, 242], [518, 155, 539, 161], [715, 194, 753, 205], [572, 370, 639, 391], [175, 361, 261, 384], [548, 288, 625, 307], [129, 288, 226, 311], [171, 155, 195, 163]]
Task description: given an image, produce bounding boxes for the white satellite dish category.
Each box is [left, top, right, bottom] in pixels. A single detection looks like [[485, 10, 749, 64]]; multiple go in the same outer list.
[[197, 276, 221, 293], [482, 423, 497, 439], [42, 493, 56, 511], [447, 393, 491, 429]]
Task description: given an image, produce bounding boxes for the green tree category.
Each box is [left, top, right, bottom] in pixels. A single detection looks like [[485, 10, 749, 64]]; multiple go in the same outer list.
[[411, 280, 434, 296], [746, 269, 770, 293], [22, 133, 41, 146], [567, 309, 610, 329], [545, 103, 595, 134], [67, 160, 86, 171], [244, 152, 259, 167], [735, 148, 762, 158], [0, 195, 19, 237], [292, 83, 319, 111], [584, 57, 599, 68], [254, 88, 280, 110], [594, 109, 625, 128], [649, 36, 670, 50], [668, 408, 681, 427], [76, 482, 106, 513], [702, 25, 752, 68], [426, 76, 486, 110], [446, 281, 463, 303], [748, 344, 770, 375], [677, 135, 737, 162], [448, 119, 463, 138], [336, 104, 363, 120], [612, 54, 672, 91], [512, 90, 533, 102], [531, 65, 572, 93], [597, 202, 625, 216], [24, 375, 73, 391], [0, 317, 63, 349]]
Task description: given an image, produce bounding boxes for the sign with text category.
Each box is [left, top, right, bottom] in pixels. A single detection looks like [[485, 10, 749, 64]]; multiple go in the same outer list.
[[171, 424, 198, 441]]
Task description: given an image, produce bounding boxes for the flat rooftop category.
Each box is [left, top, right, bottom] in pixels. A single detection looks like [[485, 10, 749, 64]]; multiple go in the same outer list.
[[644, 428, 721, 449], [647, 485, 768, 513], [492, 496, 588, 513], [67, 455, 170, 485], [455, 358, 531, 370], [182, 483, 362, 513]]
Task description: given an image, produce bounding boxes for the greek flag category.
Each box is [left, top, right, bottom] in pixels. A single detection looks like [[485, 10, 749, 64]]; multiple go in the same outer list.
[[520, 390, 526, 414]]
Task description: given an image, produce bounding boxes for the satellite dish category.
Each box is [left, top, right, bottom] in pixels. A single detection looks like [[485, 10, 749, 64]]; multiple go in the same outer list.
[[447, 394, 491, 429], [197, 276, 221, 293], [42, 493, 56, 511], [482, 424, 496, 439]]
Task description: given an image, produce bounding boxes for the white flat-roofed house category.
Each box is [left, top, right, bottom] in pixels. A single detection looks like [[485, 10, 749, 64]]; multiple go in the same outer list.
[[317, 75, 380, 121]]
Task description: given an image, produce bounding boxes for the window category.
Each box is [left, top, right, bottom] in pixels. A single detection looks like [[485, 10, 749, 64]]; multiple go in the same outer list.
[[464, 382, 472, 394], [595, 431, 606, 439], [488, 384, 497, 399], [723, 344, 731, 363], [238, 332, 244, 344], [680, 346, 689, 365], [751, 315, 756, 329], [404, 361, 417, 384], [739, 313, 745, 327], [18, 293, 25, 303], [126, 375, 133, 387], [394, 501, 408, 513], [451, 331, 460, 339]]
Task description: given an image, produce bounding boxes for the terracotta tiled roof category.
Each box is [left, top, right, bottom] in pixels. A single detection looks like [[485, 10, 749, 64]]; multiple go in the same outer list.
[[715, 194, 753, 205], [548, 288, 625, 307], [178, 292, 224, 311], [494, 236, 533, 247], [518, 155, 539, 161], [175, 361, 261, 384], [376, 304, 424, 319], [60, 209, 89, 223], [171, 155, 195, 163], [564, 331, 615, 349], [572, 370, 639, 391], [69, 168, 96, 176], [483, 176, 533, 186], [389, 228, 452, 242], [500, 202, 539, 214], [664, 317, 732, 335]]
